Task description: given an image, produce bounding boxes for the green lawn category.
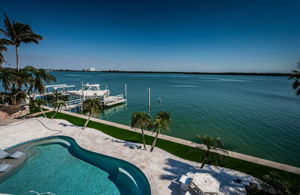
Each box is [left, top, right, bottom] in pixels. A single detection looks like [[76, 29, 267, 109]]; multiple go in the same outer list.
[[43, 111, 300, 188]]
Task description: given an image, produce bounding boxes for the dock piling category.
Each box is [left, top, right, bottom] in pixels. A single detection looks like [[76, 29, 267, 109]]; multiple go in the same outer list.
[[124, 83, 127, 98], [148, 88, 151, 108]]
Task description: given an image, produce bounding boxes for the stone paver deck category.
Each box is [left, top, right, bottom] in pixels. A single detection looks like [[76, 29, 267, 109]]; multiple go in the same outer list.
[[0, 118, 258, 195], [0, 118, 20, 126]]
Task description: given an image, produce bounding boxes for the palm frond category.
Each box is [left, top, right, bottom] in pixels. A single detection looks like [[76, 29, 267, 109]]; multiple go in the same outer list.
[[82, 98, 103, 116], [131, 112, 151, 129], [289, 63, 300, 95], [0, 29, 8, 36], [296, 88, 300, 96], [197, 135, 223, 150], [1, 13, 43, 47], [292, 80, 299, 89]]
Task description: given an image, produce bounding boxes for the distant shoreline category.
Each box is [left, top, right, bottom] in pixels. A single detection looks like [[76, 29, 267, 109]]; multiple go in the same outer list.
[[47, 69, 291, 76]]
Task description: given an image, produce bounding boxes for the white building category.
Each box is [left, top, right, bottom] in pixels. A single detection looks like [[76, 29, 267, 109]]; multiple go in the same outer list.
[[83, 67, 96, 71]]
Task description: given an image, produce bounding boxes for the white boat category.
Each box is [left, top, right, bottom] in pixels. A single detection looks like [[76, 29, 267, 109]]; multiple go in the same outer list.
[[103, 94, 127, 107], [68, 83, 110, 99]]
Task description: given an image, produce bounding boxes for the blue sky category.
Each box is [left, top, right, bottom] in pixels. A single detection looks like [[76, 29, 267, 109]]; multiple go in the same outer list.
[[0, 0, 300, 72]]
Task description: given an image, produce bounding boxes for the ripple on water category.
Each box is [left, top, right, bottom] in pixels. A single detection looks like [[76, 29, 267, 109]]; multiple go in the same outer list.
[[218, 79, 250, 82], [170, 84, 198, 88]]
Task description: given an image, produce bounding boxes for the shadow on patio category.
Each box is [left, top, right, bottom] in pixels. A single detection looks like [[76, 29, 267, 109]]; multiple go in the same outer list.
[[160, 158, 252, 195]]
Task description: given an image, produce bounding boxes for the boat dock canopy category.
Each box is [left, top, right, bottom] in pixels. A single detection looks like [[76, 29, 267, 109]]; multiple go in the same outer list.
[[84, 83, 100, 87], [45, 84, 76, 90]]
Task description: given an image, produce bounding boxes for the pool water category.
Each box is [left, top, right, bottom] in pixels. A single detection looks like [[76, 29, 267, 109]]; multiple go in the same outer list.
[[0, 137, 151, 195]]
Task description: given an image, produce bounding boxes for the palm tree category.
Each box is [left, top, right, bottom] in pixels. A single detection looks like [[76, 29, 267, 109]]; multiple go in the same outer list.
[[289, 62, 300, 96], [131, 112, 152, 150], [0, 13, 43, 70], [197, 135, 224, 168], [150, 111, 171, 152], [0, 68, 14, 92], [0, 92, 14, 104], [82, 98, 103, 130], [48, 91, 66, 119], [51, 100, 66, 119], [0, 67, 31, 104], [0, 67, 56, 104], [23, 66, 56, 94], [49, 91, 63, 102], [29, 99, 47, 117]]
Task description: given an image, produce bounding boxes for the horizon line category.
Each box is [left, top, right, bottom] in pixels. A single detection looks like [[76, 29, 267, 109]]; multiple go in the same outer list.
[[45, 69, 291, 76]]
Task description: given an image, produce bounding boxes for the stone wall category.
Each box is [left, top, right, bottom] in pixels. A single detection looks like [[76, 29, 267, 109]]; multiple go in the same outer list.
[[0, 105, 29, 119], [0, 110, 9, 119], [9, 107, 30, 118]]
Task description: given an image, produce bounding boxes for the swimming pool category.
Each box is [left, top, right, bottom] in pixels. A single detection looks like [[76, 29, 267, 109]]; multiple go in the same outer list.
[[0, 136, 151, 195]]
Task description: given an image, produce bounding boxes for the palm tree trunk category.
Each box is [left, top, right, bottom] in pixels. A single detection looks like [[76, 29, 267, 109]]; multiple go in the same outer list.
[[51, 106, 59, 119], [15, 46, 19, 71], [150, 130, 160, 152], [82, 110, 93, 130], [40, 108, 47, 118], [51, 107, 56, 119], [141, 129, 147, 151], [201, 149, 210, 168], [51, 110, 58, 119], [82, 115, 91, 130], [12, 94, 17, 105]]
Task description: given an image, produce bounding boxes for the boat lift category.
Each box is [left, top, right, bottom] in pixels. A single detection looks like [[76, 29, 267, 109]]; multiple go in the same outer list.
[[32, 84, 76, 99], [33, 83, 127, 109], [45, 84, 76, 93]]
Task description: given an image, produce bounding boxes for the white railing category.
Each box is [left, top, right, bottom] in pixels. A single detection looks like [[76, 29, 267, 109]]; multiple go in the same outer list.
[[45, 84, 76, 89], [61, 94, 125, 107], [66, 99, 83, 106]]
